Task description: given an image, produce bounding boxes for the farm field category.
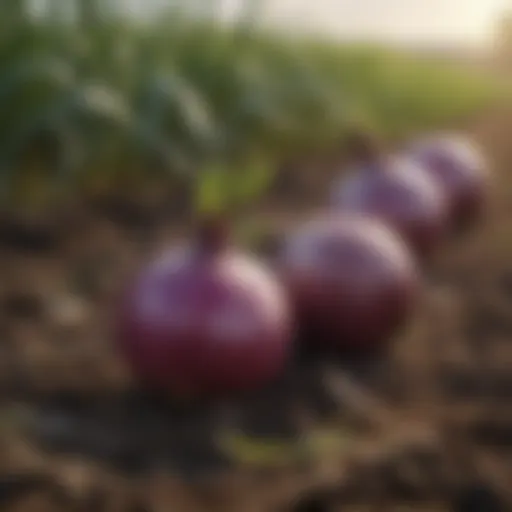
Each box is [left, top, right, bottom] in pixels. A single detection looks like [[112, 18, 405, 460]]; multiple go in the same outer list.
[[2, 7, 512, 511], [0, 105, 509, 511]]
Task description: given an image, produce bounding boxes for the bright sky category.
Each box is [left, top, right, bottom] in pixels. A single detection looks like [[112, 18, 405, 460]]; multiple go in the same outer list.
[[248, 0, 510, 46], [141, 0, 510, 47], [35, 0, 511, 47]]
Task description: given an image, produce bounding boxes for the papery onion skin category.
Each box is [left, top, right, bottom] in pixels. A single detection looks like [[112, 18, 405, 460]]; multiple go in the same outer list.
[[116, 227, 293, 397], [280, 214, 420, 351], [331, 155, 448, 259], [407, 133, 489, 233]]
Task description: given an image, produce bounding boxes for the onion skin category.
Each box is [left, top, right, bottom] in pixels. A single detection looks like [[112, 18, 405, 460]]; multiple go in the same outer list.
[[280, 215, 420, 351], [331, 155, 448, 259], [116, 235, 292, 397], [408, 134, 489, 233]]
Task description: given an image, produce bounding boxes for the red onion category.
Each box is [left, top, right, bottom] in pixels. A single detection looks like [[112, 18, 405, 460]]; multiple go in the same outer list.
[[280, 214, 420, 351], [407, 133, 489, 232], [331, 136, 447, 258], [116, 218, 292, 396]]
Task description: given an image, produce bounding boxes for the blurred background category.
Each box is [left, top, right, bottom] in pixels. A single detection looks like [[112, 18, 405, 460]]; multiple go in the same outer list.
[[1, 0, 510, 220], [0, 1, 512, 511]]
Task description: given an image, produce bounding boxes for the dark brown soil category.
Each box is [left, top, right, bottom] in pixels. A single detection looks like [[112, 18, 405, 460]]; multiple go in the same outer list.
[[0, 109, 511, 511]]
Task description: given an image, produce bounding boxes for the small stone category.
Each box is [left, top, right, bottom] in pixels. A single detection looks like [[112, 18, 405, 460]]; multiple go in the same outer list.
[[48, 294, 90, 329]]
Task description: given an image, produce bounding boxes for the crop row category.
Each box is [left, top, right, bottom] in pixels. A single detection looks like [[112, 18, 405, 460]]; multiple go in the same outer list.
[[0, 11, 506, 208]]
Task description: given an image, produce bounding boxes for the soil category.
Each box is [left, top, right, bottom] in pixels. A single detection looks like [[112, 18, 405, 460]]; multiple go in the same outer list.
[[0, 108, 512, 511]]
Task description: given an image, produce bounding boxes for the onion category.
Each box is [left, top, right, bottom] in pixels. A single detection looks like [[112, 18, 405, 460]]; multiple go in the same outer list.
[[116, 217, 293, 396], [407, 133, 489, 232], [331, 132, 447, 258], [280, 214, 420, 351]]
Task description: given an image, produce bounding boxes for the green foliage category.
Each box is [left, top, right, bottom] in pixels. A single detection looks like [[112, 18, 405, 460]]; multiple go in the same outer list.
[[195, 155, 273, 215], [217, 424, 355, 468], [0, 7, 507, 208]]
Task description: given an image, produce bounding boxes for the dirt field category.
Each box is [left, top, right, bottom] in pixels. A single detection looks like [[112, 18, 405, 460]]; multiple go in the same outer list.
[[0, 108, 511, 511]]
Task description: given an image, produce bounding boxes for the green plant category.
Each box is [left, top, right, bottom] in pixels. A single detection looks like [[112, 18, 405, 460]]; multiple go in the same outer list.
[[0, 3, 506, 209]]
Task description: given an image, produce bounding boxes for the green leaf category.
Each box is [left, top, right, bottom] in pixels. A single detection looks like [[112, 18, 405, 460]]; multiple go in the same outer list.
[[216, 431, 308, 468], [0, 57, 74, 103], [230, 157, 274, 207], [72, 84, 133, 127], [139, 71, 217, 156], [216, 424, 356, 469], [195, 162, 230, 214], [194, 156, 275, 215]]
